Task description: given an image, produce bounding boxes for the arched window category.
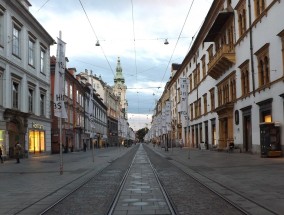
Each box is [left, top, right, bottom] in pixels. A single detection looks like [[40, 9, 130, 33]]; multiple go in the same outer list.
[[264, 56, 270, 84]]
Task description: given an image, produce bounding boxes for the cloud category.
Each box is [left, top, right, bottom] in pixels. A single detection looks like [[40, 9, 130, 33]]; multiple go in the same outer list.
[[30, 0, 213, 129]]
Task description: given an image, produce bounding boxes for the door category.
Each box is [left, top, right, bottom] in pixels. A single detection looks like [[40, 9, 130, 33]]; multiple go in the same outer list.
[[243, 115, 252, 152]]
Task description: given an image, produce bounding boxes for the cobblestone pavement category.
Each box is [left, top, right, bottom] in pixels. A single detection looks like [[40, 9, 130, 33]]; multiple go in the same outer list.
[[0, 146, 133, 215], [2, 143, 284, 215], [144, 145, 244, 215], [147, 144, 284, 215], [45, 146, 138, 215]]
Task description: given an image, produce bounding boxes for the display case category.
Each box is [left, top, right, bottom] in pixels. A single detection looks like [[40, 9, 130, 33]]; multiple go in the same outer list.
[[260, 122, 282, 157]]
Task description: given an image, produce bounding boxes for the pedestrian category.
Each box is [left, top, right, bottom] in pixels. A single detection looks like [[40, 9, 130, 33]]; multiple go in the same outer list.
[[0, 146, 3, 163], [180, 139, 183, 149], [14, 142, 22, 163], [83, 142, 87, 152]]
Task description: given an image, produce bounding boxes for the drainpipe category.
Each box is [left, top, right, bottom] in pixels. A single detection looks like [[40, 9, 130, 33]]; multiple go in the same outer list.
[[248, 0, 256, 96]]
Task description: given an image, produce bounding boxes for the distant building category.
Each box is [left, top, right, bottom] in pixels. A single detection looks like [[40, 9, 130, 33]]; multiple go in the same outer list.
[[113, 57, 128, 120], [0, 0, 54, 158]]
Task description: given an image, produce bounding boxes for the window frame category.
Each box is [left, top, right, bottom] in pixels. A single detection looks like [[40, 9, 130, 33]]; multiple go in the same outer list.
[[28, 36, 35, 67]]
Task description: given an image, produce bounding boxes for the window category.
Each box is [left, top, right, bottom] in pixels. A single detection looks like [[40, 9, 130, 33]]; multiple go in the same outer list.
[[207, 44, 214, 62], [255, 43, 270, 88], [254, 0, 266, 17], [40, 48, 46, 74], [217, 73, 236, 106], [193, 70, 197, 88], [28, 88, 34, 113], [201, 55, 206, 78], [29, 130, 45, 153], [196, 63, 200, 84], [190, 103, 193, 120], [194, 101, 198, 119], [277, 30, 284, 75], [12, 82, 19, 109], [198, 98, 201, 117], [28, 38, 35, 66], [239, 60, 250, 96], [256, 98, 272, 123], [65, 80, 68, 95], [0, 71, 3, 106], [203, 93, 207, 114], [189, 74, 192, 91], [0, 9, 4, 46], [236, 0, 247, 37], [76, 90, 79, 103], [70, 84, 73, 98], [12, 26, 20, 56], [210, 88, 215, 111], [40, 93, 45, 116]]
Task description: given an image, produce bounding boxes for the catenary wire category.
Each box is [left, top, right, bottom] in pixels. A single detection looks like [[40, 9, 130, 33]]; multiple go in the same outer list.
[[78, 0, 115, 77]]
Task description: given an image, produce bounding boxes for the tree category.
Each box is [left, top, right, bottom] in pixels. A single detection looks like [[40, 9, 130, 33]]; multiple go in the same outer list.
[[136, 127, 149, 142]]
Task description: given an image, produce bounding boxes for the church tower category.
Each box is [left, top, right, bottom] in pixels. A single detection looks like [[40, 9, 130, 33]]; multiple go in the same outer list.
[[113, 57, 128, 119]]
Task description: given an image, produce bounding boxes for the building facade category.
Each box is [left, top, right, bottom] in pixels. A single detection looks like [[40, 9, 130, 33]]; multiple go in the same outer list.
[[160, 0, 284, 155], [0, 0, 54, 158]]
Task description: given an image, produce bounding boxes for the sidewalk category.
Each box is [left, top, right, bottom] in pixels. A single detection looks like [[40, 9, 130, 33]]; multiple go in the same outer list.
[[149, 144, 284, 214], [0, 146, 132, 215]]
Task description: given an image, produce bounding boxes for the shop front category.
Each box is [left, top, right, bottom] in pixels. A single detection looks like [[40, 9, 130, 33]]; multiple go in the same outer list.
[[28, 122, 46, 154]]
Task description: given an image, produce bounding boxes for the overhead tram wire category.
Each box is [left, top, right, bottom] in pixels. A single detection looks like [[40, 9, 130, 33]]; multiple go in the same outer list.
[[37, 0, 51, 12], [78, 0, 115, 77], [149, 0, 196, 113], [159, 0, 195, 86], [131, 0, 140, 117]]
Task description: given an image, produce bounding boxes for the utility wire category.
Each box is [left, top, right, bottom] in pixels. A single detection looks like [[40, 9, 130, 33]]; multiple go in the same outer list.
[[37, 0, 50, 12], [78, 0, 115, 76], [160, 0, 195, 86], [130, 0, 139, 117]]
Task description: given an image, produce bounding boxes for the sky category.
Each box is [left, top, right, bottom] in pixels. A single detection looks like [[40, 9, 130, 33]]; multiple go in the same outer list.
[[29, 0, 213, 131]]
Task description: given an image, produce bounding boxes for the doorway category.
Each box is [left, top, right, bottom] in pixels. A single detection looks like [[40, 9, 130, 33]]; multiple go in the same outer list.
[[243, 115, 252, 152]]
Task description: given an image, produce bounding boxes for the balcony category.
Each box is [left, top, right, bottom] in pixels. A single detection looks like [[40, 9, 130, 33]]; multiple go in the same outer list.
[[207, 45, 235, 80]]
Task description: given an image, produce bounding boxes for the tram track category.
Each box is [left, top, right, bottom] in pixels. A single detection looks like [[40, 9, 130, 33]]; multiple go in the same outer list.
[[170, 157, 279, 215], [12, 146, 137, 215], [145, 145, 279, 215], [107, 144, 177, 215]]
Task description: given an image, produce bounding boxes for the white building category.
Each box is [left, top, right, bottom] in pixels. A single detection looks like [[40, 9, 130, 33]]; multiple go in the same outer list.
[[166, 0, 284, 155], [0, 0, 54, 157]]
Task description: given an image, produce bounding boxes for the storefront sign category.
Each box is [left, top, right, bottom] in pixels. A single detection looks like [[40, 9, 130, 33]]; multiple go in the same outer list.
[[32, 122, 44, 130]]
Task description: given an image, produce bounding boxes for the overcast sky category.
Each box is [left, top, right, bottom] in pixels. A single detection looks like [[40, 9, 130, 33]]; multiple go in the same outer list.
[[30, 0, 213, 131]]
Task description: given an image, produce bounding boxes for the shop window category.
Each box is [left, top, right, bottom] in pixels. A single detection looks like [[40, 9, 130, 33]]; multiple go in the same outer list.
[[256, 98, 272, 123], [0, 130, 6, 155], [29, 130, 45, 153]]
